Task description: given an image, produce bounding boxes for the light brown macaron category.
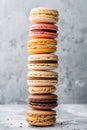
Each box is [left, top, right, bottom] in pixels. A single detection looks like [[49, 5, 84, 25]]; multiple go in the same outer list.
[[27, 71, 58, 86], [28, 86, 56, 94], [27, 109, 56, 126], [28, 54, 58, 70]]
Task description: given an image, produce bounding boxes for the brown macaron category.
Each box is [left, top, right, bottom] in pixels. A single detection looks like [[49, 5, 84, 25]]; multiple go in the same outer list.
[[29, 94, 58, 110]]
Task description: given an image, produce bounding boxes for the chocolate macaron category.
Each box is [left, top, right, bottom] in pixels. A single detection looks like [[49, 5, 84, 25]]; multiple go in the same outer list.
[[29, 94, 58, 110]]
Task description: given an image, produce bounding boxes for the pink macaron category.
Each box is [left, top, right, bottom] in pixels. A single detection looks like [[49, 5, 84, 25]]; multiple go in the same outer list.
[[29, 24, 58, 39]]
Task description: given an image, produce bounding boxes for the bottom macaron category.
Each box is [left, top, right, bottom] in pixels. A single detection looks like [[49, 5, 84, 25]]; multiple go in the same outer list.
[[27, 109, 56, 126]]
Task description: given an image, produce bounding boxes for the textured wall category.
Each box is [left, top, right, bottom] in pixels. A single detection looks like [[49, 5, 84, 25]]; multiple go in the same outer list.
[[0, 0, 87, 104]]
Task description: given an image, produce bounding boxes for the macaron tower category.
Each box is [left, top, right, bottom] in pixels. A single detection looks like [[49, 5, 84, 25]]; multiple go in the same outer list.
[[27, 8, 59, 126]]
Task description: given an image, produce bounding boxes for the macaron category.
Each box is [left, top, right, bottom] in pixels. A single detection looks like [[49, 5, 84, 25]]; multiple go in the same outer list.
[[29, 94, 58, 110], [29, 23, 58, 38], [29, 8, 59, 24], [27, 109, 56, 126], [27, 71, 58, 86], [27, 38, 57, 54], [28, 54, 58, 70], [28, 86, 56, 94]]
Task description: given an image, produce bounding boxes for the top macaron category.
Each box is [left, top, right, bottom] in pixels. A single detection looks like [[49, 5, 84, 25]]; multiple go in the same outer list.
[[29, 8, 59, 24]]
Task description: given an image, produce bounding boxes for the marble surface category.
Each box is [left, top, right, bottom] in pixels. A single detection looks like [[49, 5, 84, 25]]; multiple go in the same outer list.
[[0, 0, 87, 104], [0, 104, 87, 130]]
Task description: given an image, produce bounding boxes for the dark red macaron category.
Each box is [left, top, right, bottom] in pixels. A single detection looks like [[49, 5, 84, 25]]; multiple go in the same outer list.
[[29, 94, 58, 110]]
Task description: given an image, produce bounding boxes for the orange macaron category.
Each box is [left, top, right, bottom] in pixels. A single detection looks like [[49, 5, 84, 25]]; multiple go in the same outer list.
[[27, 38, 57, 54]]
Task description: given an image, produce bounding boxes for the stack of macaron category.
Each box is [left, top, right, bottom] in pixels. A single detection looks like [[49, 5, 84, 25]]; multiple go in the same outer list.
[[27, 8, 59, 126]]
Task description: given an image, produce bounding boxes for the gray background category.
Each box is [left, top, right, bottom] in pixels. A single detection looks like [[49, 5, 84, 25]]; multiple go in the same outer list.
[[0, 0, 87, 104]]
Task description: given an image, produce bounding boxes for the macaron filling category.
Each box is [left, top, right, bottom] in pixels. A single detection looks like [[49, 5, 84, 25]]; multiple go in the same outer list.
[[30, 99, 57, 102], [30, 12, 58, 17], [30, 102, 57, 106], [28, 77, 57, 80], [27, 115, 55, 121], [29, 96, 57, 108], [29, 100, 57, 107], [29, 60, 57, 64], [31, 29, 57, 33], [27, 117, 56, 124]]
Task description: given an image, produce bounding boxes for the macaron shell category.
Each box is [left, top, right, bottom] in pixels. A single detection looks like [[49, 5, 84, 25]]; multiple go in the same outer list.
[[28, 70, 58, 78], [27, 109, 56, 115], [28, 54, 58, 61], [29, 94, 57, 100], [27, 38, 57, 45], [30, 8, 59, 16], [27, 118, 56, 126], [30, 32, 57, 39], [28, 64, 58, 70], [27, 79, 58, 86], [30, 23, 58, 31], [28, 86, 56, 94], [29, 16, 58, 24]]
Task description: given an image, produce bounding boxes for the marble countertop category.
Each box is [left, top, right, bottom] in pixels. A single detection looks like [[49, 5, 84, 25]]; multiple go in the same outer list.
[[0, 104, 87, 130]]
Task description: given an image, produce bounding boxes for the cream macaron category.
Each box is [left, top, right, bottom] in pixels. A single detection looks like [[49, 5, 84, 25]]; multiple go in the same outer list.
[[29, 8, 59, 24], [28, 54, 58, 70], [27, 71, 58, 86]]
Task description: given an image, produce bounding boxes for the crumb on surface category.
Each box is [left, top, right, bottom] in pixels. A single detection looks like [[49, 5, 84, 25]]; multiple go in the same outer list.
[[61, 122, 63, 125], [20, 125, 23, 128]]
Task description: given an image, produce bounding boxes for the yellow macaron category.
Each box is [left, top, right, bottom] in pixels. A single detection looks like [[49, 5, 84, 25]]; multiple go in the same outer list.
[[29, 8, 59, 24]]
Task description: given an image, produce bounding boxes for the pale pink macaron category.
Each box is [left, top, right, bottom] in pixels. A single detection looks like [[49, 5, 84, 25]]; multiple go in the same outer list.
[[29, 23, 58, 39]]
